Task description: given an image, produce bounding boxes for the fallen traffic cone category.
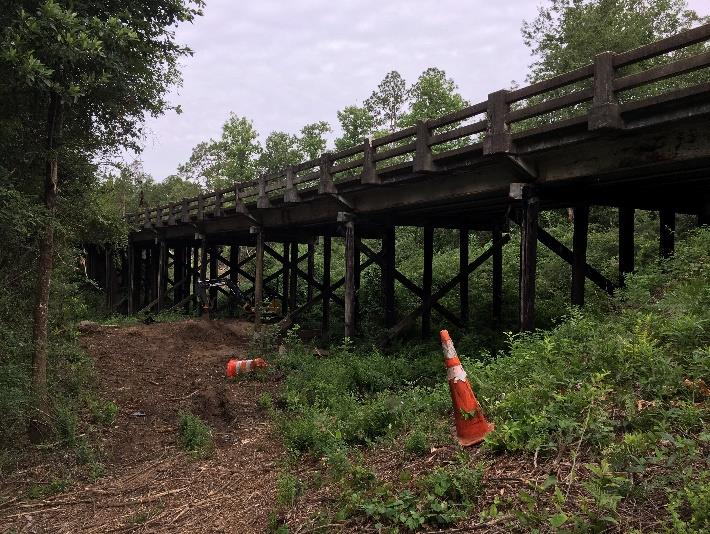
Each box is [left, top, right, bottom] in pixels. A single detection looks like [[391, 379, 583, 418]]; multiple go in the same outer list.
[[440, 330, 494, 446], [226, 357, 268, 377]]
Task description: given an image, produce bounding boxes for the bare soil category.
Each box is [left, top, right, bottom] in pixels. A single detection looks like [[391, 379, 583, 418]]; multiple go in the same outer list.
[[0, 319, 283, 533]]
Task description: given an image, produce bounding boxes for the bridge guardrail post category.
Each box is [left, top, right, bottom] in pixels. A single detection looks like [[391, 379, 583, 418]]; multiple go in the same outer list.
[[589, 51, 623, 130], [361, 137, 379, 184], [413, 120, 436, 173], [143, 207, 152, 229], [257, 175, 272, 208], [319, 153, 337, 194], [284, 166, 301, 203], [180, 198, 190, 223], [483, 89, 512, 155]]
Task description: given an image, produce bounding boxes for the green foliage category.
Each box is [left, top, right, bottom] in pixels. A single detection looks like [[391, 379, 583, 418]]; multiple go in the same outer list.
[[335, 105, 374, 151], [276, 471, 302, 507], [522, 0, 704, 83], [399, 68, 468, 127], [365, 71, 408, 132], [668, 475, 710, 533], [88, 397, 118, 427], [340, 456, 483, 531], [177, 411, 213, 457], [25, 477, 70, 500]]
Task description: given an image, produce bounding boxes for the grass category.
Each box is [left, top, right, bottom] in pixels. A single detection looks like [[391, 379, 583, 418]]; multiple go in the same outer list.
[[177, 411, 214, 457]]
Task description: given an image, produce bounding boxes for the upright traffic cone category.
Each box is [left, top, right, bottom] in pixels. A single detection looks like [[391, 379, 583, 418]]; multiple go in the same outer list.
[[226, 357, 268, 377], [440, 330, 494, 446]]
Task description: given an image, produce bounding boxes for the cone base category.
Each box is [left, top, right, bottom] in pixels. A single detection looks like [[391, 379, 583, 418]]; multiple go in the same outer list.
[[456, 423, 495, 447]]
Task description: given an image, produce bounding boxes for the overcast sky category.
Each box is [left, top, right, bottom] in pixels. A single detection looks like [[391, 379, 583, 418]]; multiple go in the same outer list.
[[134, 0, 708, 180]]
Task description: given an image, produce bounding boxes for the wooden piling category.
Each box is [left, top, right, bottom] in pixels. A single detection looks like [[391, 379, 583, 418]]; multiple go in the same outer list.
[[571, 206, 589, 306], [254, 230, 264, 330], [492, 227, 503, 324], [382, 226, 396, 328], [344, 220, 356, 339], [519, 192, 539, 332], [322, 235, 332, 341]]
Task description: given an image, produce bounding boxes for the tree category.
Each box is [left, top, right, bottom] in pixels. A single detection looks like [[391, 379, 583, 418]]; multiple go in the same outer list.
[[258, 131, 302, 175], [334, 106, 374, 151], [298, 121, 331, 161], [365, 71, 408, 132], [399, 68, 468, 127], [0, 0, 202, 441], [178, 114, 260, 189], [522, 0, 704, 82]]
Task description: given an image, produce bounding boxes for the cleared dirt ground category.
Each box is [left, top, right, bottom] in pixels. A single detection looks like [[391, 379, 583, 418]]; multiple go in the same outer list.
[[1, 319, 283, 533]]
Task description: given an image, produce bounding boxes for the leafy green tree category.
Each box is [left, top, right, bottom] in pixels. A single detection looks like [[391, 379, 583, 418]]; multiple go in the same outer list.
[[298, 121, 331, 161], [399, 68, 468, 127], [522, 0, 704, 82], [0, 0, 202, 441], [365, 71, 408, 132], [335, 105, 374, 151], [258, 131, 302, 175], [179, 114, 260, 188]]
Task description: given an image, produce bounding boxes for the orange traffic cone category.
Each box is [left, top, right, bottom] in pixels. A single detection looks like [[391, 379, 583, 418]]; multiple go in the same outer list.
[[226, 358, 268, 377], [440, 330, 494, 446]]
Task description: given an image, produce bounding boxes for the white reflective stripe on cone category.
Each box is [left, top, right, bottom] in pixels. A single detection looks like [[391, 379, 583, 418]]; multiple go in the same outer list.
[[245, 359, 253, 372], [442, 339, 457, 360], [447, 365, 468, 383]]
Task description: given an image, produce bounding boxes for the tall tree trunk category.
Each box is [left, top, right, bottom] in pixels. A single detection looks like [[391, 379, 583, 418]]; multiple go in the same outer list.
[[29, 92, 62, 443]]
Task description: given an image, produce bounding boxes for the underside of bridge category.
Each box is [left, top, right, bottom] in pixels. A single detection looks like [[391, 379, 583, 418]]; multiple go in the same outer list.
[[89, 24, 710, 344]]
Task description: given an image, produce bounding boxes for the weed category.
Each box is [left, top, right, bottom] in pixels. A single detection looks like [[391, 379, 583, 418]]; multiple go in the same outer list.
[[276, 471, 301, 507], [177, 411, 213, 457], [25, 477, 70, 499], [88, 397, 118, 426]]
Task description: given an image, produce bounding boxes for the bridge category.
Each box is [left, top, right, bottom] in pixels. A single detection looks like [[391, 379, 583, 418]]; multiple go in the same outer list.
[[88, 24, 710, 343]]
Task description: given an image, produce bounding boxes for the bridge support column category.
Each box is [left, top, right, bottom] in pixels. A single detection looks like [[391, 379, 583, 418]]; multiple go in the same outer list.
[[459, 228, 469, 324], [173, 245, 184, 305], [344, 219, 356, 339], [289, 242, 298, 311], [571, 206, 589, 307], [190, 245, 199, 313], [422, 224, 434, 338], [254, 229, 264, 331], [209, 244, 218, 306], [519, 191, 539, 332], [199, 237, 208, 316], [382, 227, 396, 328], [321, 236, 332, 342], [619, 207, 634, 286], [105, 247, 114, 310], [660, 208, 675, 258], [156, 240, 167, 313], [492, 226, 503, 324], [282, 242, 290, 316], [307, 243, 315, 302]]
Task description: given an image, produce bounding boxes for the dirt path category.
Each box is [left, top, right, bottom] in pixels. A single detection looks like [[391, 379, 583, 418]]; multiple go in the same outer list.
[[1, 319, 283, 533]]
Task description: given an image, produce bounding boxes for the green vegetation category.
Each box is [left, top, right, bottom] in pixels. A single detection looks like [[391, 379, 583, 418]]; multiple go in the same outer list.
[[177, 411, 214, 457]]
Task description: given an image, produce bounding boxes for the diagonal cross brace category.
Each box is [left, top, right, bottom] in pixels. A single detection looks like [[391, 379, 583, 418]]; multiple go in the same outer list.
[[378, 233, 510, 344]]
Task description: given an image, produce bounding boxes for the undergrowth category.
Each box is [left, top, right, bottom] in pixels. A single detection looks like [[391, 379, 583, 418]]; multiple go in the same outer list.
[[266, 227, 710, 532]]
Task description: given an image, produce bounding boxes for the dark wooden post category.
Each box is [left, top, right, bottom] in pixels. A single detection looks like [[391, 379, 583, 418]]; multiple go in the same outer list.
[[354, 234, 361, 330], [459, 228, 469, 324], [191, 245, 199, 313], [422, 225, 434, 338], [307, 243, 315, 302], [660, 208, 675, 258], [209, 244, 218, 306], [156, 240, 167, 312], [322, 236, 332, 341], [289, 242, 298, 311], [229, 244, 240, 287], [127, 242, 137, 314], [282, 242, 290, 316], [173, 245, 184, 304], [413, 120, 435, 172], [571, 206, 590, 306], [150, 243, 160, 305], [254, 229, 264, 331], [492, 227, 503, 324], [344, 219, 356, 339], [382, 226, 396, 328], [105, 247, 113, 310], [517, 185, 538, 332], [199, 237, 208, 315], [619, 207, 635, 285]]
